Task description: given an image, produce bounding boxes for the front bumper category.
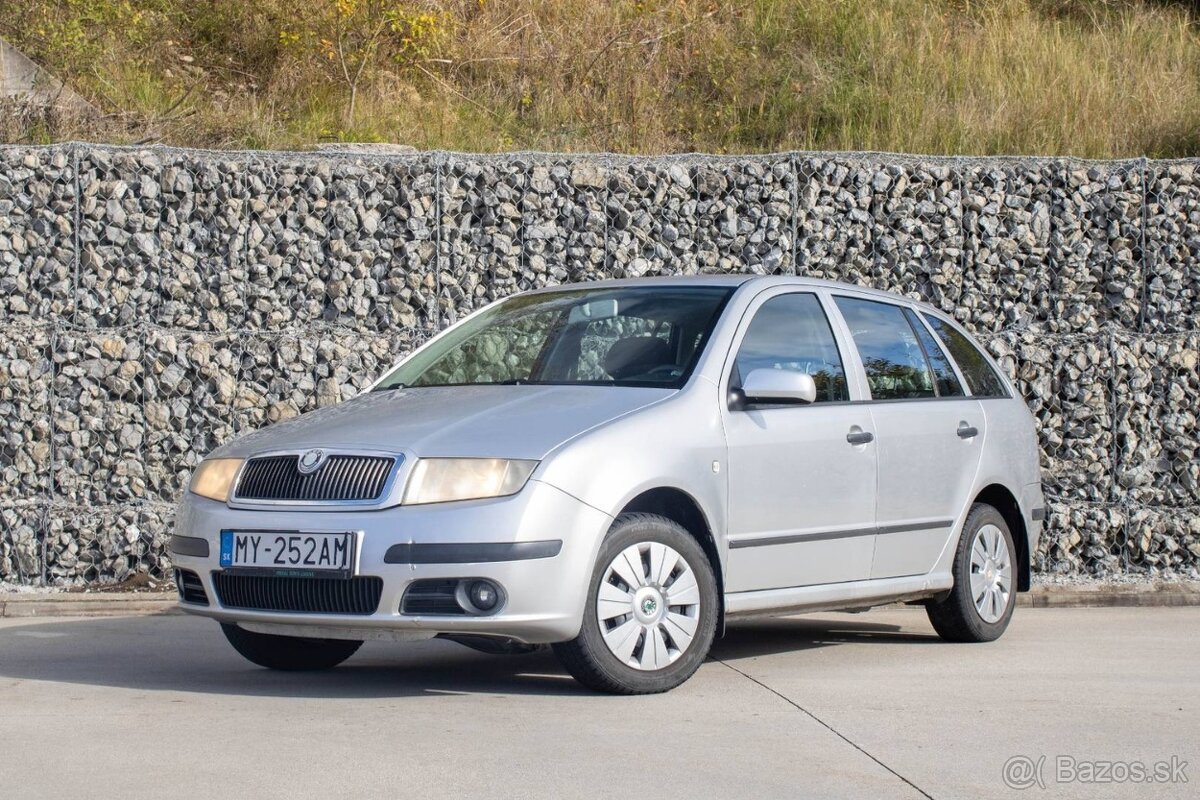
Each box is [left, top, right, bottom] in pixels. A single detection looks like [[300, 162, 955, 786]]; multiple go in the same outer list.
[[169, 479, 612, 644]]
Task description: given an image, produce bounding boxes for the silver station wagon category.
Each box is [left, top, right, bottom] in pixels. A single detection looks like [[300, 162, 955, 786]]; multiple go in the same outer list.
[[172, 276, 1044, 694]]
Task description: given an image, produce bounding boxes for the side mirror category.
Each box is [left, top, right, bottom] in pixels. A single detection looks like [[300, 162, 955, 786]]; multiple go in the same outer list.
[[740, 369, 817, 406]]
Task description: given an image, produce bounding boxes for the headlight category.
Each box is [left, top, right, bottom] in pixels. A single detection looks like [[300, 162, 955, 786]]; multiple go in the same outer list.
[[188, 458, 244, 502], [402, 458, 537, 505]]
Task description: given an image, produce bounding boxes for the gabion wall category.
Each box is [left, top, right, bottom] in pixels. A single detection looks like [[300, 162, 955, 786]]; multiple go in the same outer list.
[[0, 144, 1197, 586]]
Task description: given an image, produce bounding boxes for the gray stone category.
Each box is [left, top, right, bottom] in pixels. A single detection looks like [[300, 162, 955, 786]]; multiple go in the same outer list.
[[1, 144, 1199, 584]]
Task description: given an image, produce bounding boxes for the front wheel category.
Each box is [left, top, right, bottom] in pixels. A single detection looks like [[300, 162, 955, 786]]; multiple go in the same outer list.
[[553, 513, 718, 694], [220, 623, 362, 671], [926, 503, 1017, 643]]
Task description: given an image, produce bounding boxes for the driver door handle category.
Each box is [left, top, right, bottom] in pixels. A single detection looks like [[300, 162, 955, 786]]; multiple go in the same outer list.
[[957, 424, 979, 439], [846, 430, 874, 445]]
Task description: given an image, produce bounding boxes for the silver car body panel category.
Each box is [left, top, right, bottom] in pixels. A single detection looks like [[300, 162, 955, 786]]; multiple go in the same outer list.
[[173, 275, 1043, 644], [211, 383, 674, 464], [718, 285, 879, 591]]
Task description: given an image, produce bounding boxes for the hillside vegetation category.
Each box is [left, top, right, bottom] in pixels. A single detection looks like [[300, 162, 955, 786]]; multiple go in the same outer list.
[[2, 0, 1198, 157]]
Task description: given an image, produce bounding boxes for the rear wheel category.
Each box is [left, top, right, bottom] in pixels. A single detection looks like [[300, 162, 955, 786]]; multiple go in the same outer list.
[[553, 513, 718, 694], [220, 623, 362, 671], [926, 503, 1017, 643]]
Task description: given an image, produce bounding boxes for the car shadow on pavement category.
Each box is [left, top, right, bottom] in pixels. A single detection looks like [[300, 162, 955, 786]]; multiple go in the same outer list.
[[0, 615, 581, 699], [0, 612, 936, 698], [714, 614, 939, 661]]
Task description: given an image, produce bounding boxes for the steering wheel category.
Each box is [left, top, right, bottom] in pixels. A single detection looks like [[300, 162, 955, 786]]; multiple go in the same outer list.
[[638, 364, 683, 380]]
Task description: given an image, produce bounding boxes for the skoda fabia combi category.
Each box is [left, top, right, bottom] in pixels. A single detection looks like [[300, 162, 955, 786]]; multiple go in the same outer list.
[[172, 276, 1043, 694]]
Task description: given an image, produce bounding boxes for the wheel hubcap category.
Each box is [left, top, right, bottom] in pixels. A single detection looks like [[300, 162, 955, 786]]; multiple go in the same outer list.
[[596, 542, 701, 671], [970, 523, 1012, 624]]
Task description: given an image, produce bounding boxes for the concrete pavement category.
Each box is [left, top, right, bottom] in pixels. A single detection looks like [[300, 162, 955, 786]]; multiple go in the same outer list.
[[0, 607, 1195, 799]]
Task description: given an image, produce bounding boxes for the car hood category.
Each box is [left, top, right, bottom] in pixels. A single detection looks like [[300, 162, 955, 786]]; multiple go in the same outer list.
[[210, 384, 675, 461]]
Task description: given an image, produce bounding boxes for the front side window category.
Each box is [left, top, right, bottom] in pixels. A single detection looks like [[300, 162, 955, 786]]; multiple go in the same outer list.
[[922, 314, 1008, 397], [834, 297, 935, 400], [374, 286, 733, 390], [733, 293, 849, 403]]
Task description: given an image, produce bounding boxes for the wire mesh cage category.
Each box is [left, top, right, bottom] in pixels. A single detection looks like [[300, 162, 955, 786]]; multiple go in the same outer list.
[[0, 143, 1197, 586]]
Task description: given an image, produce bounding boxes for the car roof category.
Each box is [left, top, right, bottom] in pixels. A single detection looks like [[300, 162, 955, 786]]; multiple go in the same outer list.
[[524, 274, 947, 317]]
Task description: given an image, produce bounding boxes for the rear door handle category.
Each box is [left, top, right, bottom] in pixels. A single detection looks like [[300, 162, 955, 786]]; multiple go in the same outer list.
[[957, 424, 979, 439], [846, 430, 874, 445]]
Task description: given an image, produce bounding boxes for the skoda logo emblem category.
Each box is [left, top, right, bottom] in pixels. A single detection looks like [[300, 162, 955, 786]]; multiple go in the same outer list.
[[297, 448, 326, 475], [642, 598, 657, 615]]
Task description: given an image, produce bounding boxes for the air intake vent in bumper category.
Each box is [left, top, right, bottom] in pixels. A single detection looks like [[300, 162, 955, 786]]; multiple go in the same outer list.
[[401, 580, 467, 615], [233, 454, 395, 503], [213, 573, 382, 615], [175, 569, 209, 606]]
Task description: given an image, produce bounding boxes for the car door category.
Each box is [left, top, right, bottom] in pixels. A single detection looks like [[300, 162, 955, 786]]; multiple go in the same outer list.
[[723, 289, 877, 592], [831, 296, 986, 579]]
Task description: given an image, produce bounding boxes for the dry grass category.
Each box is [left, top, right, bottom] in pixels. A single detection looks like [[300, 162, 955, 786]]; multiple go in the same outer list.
[[1, 0, 1197, 156]]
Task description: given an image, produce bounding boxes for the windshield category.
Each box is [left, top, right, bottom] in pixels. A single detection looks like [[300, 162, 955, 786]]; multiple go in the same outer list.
[[374, 286, 734, 390]]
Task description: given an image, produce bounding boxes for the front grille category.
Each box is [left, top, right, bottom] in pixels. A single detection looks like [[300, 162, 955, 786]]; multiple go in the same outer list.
[[175, 569, 209, 606], [233, 454, 395, 502], [213, 573, 383, 615], [401, 579, 466, 615]]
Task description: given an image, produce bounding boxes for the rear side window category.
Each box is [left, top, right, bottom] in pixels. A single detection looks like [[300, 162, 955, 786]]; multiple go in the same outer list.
[[904, 308, 963, 397], [734, 293, 849, 402], [834, 297, 935, 400], [922, 314, 1008, 397]]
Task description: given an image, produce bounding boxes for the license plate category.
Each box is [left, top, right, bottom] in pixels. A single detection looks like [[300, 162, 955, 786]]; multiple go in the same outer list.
[[219, 530, 356, 578]]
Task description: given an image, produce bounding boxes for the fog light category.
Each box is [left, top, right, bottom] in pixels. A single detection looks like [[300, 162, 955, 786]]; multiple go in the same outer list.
[[468, 580, 499, 612]]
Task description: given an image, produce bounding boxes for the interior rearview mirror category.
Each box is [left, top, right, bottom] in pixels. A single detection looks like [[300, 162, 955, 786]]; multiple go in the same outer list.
[[568, 298, 618, 324], [740, 369, 818, 406]]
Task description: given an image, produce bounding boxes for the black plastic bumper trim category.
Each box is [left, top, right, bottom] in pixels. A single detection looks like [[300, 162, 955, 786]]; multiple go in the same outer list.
[[384, 540, 563, 564], [168, 535, 210, 558]]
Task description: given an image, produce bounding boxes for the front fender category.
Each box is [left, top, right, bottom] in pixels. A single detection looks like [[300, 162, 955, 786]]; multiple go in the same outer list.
[[535, 387, 728, 561]]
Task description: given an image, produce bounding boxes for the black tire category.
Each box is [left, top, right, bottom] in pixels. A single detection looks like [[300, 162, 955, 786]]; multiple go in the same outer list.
[[553, 513, 718, 695], [220, 623, 362, 671], [926, 503, 1017, 643]]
